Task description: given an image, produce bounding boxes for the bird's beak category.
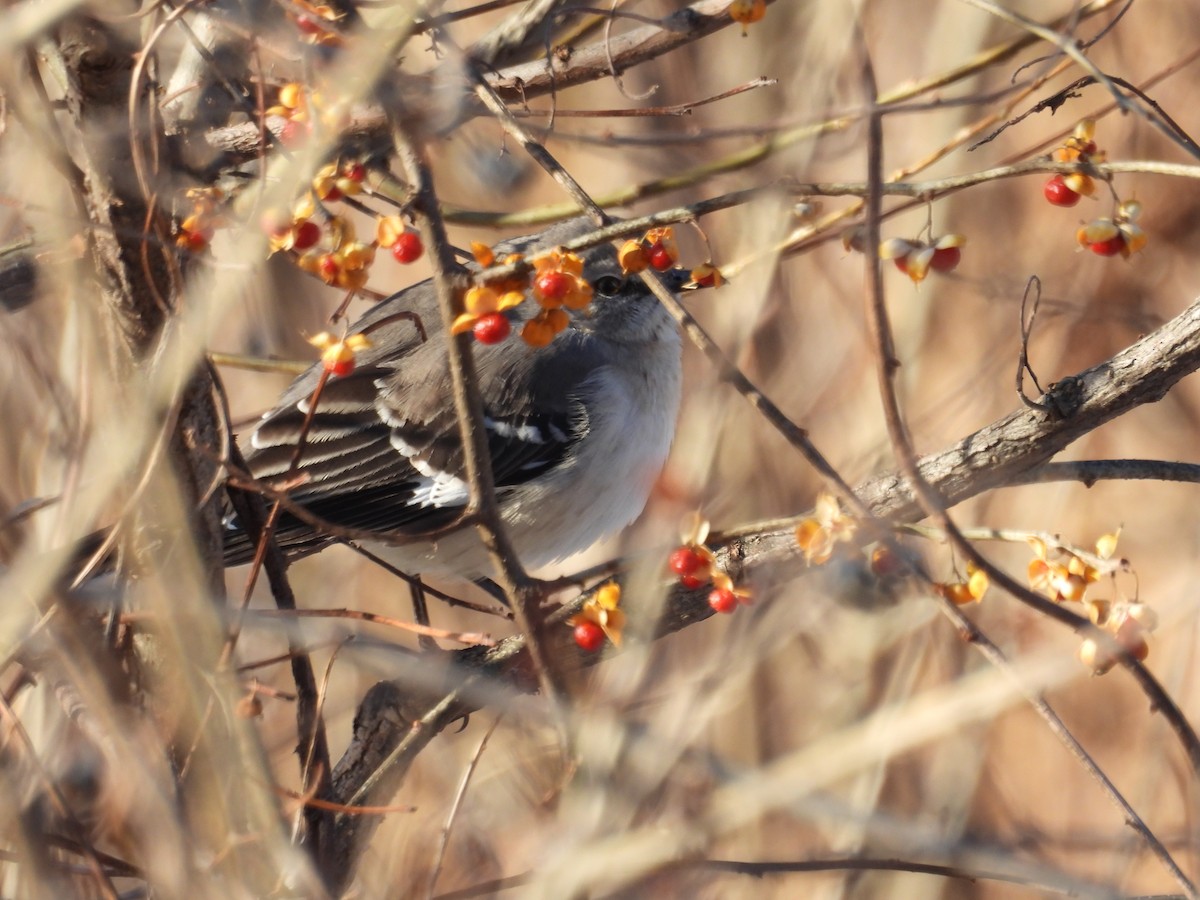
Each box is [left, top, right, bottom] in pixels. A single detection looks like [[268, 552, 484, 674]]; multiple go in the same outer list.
[[658, 267, 696, 293]]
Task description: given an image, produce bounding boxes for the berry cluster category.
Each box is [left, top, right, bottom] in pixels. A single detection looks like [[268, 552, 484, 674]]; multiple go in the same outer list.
[[843, 226, 966, 285], [309, 331, 371, 377], [569, 582, 625, 651], [448, 244, 590, 348], [313, 160, 367, 202], [452, 225, 707, 350], [1042, 119, 1102, 208], [291, 2, 341, 46], [879, 233, 966, 284], [176, 187, 226, 253], [618, 226, 680, 274], [935, 562, 989, 606], [377, 215, 424, 265], [1077, 200, 1146, 259], [795, 493, 859, 565], [688, 262, 725, 289], [1026, 531, 1157, 673], [266, 82, 323, 147], [1079, 601, 1157, 674], [293, 214, 375, 291], [668, 515, 753, 615], [450, 283, 526, 346], [261, 182, 427, 300], [1041, 119, 1148, 260]]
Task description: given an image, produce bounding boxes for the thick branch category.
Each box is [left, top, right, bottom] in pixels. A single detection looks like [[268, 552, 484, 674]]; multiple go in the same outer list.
[[855, 295, 1200, 521]]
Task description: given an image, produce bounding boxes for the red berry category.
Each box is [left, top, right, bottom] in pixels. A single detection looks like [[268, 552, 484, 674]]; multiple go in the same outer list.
[[292, 219, 321, 251], [295, 15, 322, 35], [280, 119, 309, 147], [327, 358, 354, 377], [648, 243, 673, 271], [1089, 235, 1125, 257], [1043, 175, 1081, 208], [679, 574, 707, 590], [573, 621, 604, 652], [180, 232, 207, 252], [343, 163, 366, 183], [473, 312, 511, 345], [892, 257, 910, 275], [322, 185, 343, 202], [870, 546, 902, 578], [668, 547, 704, 577], [708, 588, 738, 614], [318, 254, 340, 281], [929, 246, 961, 272], [391, 231, 423, 264], [535, 270, 572, 302]]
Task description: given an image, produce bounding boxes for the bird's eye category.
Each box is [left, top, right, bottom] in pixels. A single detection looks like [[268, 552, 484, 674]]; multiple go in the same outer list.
[[593, 274, 625, 297]]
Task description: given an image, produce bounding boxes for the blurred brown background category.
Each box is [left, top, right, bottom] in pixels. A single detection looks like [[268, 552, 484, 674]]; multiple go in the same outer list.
[[4, 0, 1200, 896]]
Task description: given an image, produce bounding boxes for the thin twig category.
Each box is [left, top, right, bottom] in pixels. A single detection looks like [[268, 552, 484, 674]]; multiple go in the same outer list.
[[389, 122, 572, 736], [425, 716, 502, 899]]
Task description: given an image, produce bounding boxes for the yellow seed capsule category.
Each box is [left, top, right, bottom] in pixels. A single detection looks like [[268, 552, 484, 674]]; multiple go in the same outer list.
[[596, 582, 622, 610], [618, 240, 650, 274], [1119, 223, 1147, 256], [1118, 200, 1143, 221], [471, 241, 496, 267], [729, 0, 766, 34], [563, 278, 593, 311], [464, 285, 498, 315], [1078, 637, 1114, 674], [1063, 174, 1095, 197], [375, 215, 406, 248], [940, 582, 977, 606], [1077, 220, 1119, 247], [278, 83, 305, 110], [521, 318, 555, 347]]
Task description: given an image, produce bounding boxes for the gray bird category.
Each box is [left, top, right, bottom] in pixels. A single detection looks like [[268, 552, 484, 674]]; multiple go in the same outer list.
[[225, 218, 686, 578]]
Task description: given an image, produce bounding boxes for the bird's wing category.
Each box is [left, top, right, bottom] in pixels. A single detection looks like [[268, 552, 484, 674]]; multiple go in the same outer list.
[[225, 356, 584, 564]]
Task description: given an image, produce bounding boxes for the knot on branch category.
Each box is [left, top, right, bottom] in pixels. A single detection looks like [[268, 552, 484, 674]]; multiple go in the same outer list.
[[1043, 375, 1085, 420]]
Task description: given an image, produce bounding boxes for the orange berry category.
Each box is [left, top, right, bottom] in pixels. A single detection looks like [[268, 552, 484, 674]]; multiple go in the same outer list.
[[729, 0, 766, 33]]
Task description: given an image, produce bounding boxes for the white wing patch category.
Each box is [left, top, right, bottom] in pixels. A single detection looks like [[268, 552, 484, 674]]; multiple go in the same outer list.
[[406, 473, 470, 509], [389, 431, 469, 508], [485, 417, 549, 444]]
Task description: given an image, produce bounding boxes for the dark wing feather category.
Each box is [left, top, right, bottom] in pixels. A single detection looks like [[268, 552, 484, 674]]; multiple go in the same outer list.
[[225, 371, 582, 566]]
